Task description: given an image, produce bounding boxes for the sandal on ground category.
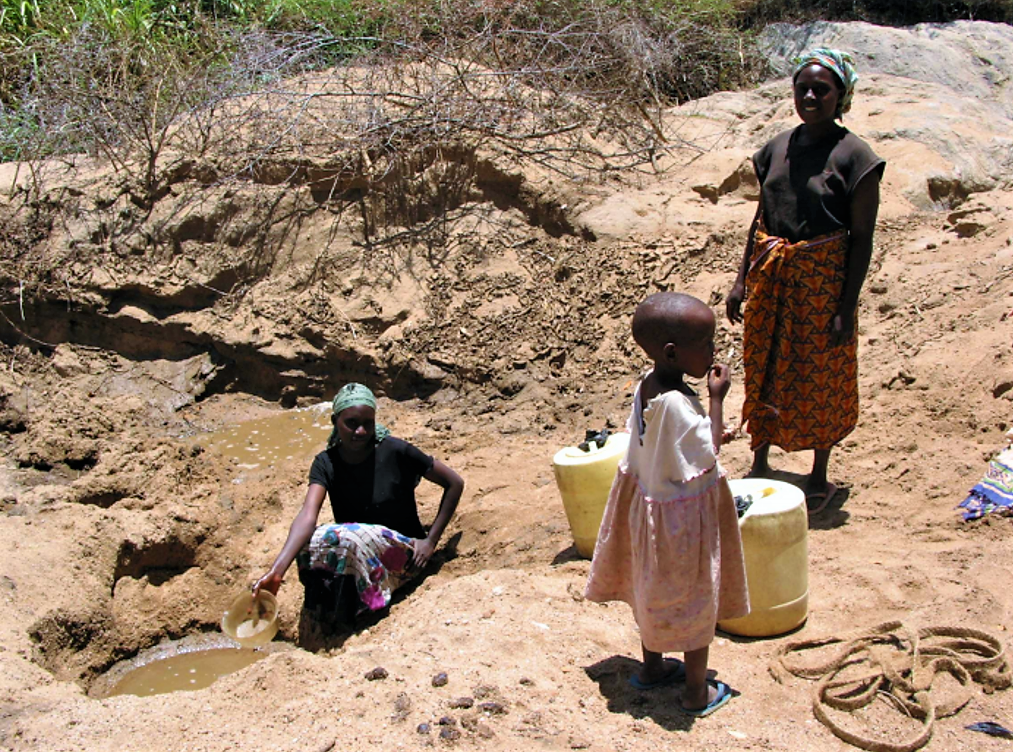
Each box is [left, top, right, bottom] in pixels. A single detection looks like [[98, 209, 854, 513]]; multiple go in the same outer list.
[[681, 680, 732, 717], [805, 482, 838, 515]]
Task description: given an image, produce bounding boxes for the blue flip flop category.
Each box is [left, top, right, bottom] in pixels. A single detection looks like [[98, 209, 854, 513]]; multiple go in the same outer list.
[[681, 680, 732, 717], [628, 658, 687, 690]]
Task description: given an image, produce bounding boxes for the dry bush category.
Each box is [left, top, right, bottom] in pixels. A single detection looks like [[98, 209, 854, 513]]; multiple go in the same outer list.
[[8, 1, 761, 191], [0, 1, 764, 304]]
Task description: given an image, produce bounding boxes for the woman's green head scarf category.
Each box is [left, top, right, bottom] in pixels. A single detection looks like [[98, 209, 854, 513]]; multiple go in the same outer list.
[[327, 383, 390, 449], [792, 48, 858, 119]]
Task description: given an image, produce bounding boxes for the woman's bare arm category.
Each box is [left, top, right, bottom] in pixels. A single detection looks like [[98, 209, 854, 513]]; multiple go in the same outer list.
[[412, 459, 464, 568], [727, 201, 762, 324], [252, 483, 327, 595], [833, 171, 881, 344]]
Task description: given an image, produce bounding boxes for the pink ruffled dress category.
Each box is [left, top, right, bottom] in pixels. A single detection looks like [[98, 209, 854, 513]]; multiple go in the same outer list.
[[585, 382, 750, 652]]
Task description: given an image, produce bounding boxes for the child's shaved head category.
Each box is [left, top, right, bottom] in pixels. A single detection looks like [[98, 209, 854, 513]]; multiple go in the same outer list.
[[632, 292, 713, 358]]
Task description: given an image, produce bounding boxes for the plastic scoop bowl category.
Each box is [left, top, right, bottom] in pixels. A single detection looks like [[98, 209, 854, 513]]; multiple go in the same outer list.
[[221, 590, 279, 648]]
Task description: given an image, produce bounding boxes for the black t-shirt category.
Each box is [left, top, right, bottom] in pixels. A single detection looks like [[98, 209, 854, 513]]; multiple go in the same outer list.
[[308, 437, 434, 539], [753, 125, 886, 242]]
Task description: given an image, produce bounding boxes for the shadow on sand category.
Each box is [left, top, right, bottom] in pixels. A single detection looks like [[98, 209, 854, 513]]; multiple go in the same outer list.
[[756, 468, 851, 531], [583, 655, 736, 731], [551, 544, 587, 566]]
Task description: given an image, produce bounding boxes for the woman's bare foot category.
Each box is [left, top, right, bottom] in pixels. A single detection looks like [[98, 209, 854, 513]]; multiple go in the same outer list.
[[805, 449, 836, 513], [804, 478, 839, 514], [803, 475, 831, 497]]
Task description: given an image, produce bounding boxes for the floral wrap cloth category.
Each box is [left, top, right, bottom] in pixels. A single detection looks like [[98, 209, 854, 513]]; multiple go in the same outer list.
[[959, 448, 1013, 521], [296, 523, 417, 612]]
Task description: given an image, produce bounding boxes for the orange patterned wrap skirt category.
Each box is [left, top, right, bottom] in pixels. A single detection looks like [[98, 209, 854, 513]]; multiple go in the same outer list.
[[742, 227, 858, 452]]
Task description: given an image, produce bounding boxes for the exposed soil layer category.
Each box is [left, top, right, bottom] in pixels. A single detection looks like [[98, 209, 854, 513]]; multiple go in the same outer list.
[[0, 20, 1012, 752]]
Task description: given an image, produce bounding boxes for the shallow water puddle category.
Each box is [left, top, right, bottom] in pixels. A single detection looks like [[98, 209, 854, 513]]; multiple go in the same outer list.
[[105, 648, 266, 698], [91, 634, 289, 700], [195, 402, 331, 469]]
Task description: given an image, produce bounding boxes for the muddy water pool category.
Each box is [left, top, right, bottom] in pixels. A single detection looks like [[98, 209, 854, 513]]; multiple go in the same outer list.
[[194, 402, 331, 468], [91, 634, 290, 699], [90, 408, 333, 699], [106, 648, 265, 697]]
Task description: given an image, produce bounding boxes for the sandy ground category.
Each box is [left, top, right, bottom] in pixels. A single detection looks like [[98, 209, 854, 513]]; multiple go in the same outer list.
[[1, 20, 1013, 752]]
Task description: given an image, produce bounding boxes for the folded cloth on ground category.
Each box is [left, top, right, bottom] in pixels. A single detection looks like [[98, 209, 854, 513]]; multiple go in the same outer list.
[[959, 448, 1013, 520]]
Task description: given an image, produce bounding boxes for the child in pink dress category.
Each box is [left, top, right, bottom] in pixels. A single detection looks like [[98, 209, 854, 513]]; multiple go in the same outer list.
[[585, 292, 749, 716]]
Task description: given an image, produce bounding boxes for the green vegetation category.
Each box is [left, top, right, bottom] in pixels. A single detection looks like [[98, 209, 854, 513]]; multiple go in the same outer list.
[[0, 1, 755, 165], [0, 0, 1009, 303], [3, 0, 1008, 46], [1, 0, 1010, 166], [0, 1, 378, 43]]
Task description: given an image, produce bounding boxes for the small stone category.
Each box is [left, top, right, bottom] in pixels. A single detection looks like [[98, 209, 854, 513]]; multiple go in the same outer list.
[[566, 582, 585, 602], [417, 723, 431, 735], [437, 716, 456, 726], [432, 672, 449, 687], [472, 684, 497, 699], [394, 692, 412, 713], [365, 667, 388, 681], [569, 737, 591, 749], [439, 727, 461, 742], [478, 701, 507, 715], [519, 677, 534, 686], [476, 723, 495, 739], [954, 220, 986, 238], [691, 184, 720, 204], [449, 697, 474, 709]]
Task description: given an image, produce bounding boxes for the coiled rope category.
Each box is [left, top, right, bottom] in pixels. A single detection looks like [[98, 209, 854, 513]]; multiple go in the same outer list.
[[770, 621, 1011, 752]]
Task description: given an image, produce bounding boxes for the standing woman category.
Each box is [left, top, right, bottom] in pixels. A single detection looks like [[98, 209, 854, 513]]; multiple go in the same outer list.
[[726, 49, 885, 513], [253, 383, 464, 633]]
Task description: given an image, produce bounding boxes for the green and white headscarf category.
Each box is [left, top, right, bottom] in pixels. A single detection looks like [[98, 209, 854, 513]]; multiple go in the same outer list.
[[792, 48, 858, 119], [326, 383, 390, 449]]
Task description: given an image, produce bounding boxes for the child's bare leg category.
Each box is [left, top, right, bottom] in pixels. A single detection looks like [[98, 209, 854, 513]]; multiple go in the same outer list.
[[637, 642, 681, 684], [747, 442, 771, 477], [680, 646, 718, 711], [805, 448, 832, 495]]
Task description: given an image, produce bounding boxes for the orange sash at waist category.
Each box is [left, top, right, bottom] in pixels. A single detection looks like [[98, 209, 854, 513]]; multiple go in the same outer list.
[[748, 227, 847, 281]]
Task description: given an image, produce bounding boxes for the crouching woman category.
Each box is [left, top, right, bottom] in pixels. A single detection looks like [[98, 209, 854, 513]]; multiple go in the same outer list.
[[253, 383, 464, 635]]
